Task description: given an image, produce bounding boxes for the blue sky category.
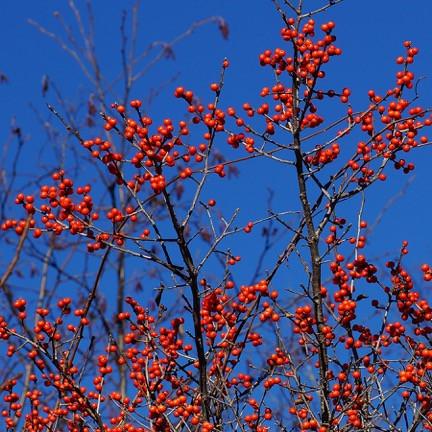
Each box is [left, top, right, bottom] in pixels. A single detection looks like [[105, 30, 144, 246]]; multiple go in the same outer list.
[[2, 1, 432, 428]]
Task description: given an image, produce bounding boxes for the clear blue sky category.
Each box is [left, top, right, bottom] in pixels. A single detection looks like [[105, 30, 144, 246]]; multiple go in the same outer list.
[[2, 2, 432, 428]]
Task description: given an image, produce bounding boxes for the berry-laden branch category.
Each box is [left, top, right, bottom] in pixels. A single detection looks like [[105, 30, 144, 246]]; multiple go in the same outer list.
[[293, 125, 331, 424], [160, 184, 211, 421]]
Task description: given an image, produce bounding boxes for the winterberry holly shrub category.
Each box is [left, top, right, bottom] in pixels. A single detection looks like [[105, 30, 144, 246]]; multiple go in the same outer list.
[[1, 1, 432, 431]]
